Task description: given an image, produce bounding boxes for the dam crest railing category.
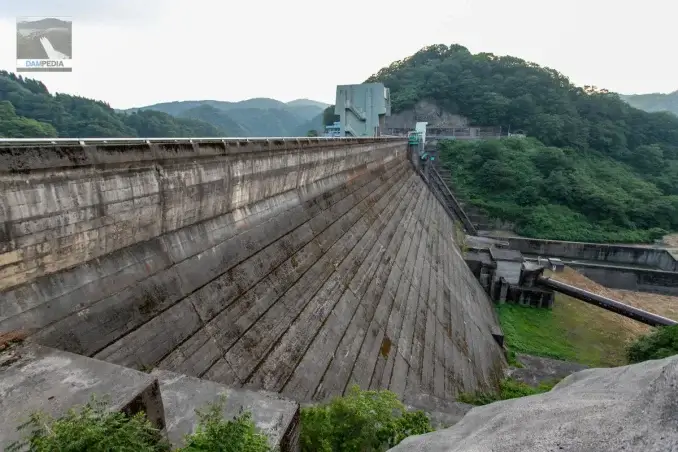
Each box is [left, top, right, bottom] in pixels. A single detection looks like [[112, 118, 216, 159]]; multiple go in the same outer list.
[[0, 136, 405, 147]]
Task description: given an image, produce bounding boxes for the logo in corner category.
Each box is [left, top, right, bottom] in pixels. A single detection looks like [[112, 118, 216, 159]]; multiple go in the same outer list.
[[16, 16, 73, 73]]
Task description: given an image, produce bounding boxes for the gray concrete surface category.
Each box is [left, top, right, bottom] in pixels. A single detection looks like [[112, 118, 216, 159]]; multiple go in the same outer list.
[[0, 137, 506, 404], [498, 236, 678, 271], [388, 355, 678, 452], [152, 369, 299, 451], [570, 262, 678, 296], [0, 343, 165, 449], [508, 353, 588, 387], [403, 392, 474, 430]]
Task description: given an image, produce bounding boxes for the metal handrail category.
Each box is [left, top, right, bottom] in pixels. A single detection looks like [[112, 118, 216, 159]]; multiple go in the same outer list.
[[0, 136, 405, 145]]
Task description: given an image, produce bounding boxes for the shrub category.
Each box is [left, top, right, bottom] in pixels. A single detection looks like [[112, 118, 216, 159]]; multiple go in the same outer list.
[[7, 396, 170, 452], [180, 395, 270, 452], [627, 325, 678, 364], [299, 385, 434, 452], [7, 394, 271, 452]]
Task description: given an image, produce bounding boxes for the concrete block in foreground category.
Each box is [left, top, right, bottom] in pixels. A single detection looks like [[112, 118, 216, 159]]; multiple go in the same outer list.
[[152, 369, 300, 451], [0, 343, 165, 449]]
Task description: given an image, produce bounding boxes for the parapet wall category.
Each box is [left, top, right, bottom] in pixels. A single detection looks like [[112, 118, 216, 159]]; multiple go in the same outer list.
[[0, 137, 506, 403]]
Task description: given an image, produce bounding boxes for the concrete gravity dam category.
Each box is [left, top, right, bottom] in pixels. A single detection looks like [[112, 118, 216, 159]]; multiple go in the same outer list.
[[0, 137, 506, 440]]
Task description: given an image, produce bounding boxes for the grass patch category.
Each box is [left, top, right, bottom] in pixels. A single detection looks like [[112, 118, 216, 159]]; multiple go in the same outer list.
[[497, 294, 640, 367], [300, 385, 433, 452], [458, 378, 559, 406]]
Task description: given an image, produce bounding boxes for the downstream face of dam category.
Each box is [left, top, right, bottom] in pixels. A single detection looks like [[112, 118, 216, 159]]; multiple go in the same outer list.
[[0, 137, 505, 403]]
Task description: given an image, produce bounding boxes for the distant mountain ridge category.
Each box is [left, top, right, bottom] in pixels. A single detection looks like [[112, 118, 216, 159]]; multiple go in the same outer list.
[[120, 98, 330, 137], [620, 91, 678, 116]]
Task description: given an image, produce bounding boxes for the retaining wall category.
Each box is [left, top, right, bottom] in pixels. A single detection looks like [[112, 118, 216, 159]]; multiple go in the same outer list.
[[495, 236, 678, 271], [0, 137, 506, 403], [569, 263, 678, 296]]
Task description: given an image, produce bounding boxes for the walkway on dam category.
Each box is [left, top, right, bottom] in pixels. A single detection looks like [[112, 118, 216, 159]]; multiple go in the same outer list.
[[0, 138, 505, 404]]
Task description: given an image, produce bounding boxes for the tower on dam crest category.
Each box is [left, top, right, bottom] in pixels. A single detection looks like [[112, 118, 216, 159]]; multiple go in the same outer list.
[[335, 83, 391, 137]]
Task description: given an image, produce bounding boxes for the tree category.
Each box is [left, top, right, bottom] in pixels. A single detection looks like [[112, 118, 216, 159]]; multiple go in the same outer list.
[[322, 106, 339, 126], [0, 70, 226, 138]]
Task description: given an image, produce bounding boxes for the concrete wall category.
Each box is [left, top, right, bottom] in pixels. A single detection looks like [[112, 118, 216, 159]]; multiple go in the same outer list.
[[569, 263, 678, 296], [0, 137, 505, 403], [495, 237, 678, 271]]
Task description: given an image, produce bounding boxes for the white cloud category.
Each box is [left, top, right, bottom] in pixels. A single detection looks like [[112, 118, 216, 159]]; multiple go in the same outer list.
[[0, 0, 675, 109]]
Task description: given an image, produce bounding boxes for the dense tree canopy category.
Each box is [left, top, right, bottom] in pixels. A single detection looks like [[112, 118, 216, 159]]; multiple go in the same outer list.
[[367, 44, 678, 167], [439, 138, 671, 243], [368, 44, 678, 242], [0, 71, 224, 138]]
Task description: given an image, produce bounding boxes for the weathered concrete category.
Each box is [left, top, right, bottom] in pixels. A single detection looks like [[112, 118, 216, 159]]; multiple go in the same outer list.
[[403, 392, 474, 430], [152, 369, 299, 451], [569, 261, 678, 296], [0, 137, 506, 404], [389, 355, 678, 452], [498, 236, 678, 271], [0, 343, 165, 449], [508, 353, 588, 387]]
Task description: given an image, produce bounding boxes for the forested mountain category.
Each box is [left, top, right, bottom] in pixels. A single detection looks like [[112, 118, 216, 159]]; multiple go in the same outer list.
[[0, 71, 223, 138], [621, 92, 678, 116], [367, 44, 678, 243], [124, 98, 329, 137], [0, 71, 330, 139], [178, 105, 249, 136]]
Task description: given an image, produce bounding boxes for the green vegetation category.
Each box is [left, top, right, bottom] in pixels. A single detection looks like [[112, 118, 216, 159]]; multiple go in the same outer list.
[[627, 325, 678, 364], [9, 387, 436, 452], [621, 91, 678, 116], [8, 396, 270, 452], [0, 71, 328, 138], [121, 98, 328, 138], [181, 395, 270, 452], [439, 138, 671, 242], [0, 71, 223, 138], [322, 105, 339, 126], [496, 298, 637, 368], [300, 385, 433, 452], [368, 44, 678, 243], [7, 396, 171, 452], [457, 378, 559, 406]]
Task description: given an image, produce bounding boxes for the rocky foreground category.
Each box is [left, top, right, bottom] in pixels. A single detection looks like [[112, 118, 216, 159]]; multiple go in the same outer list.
[[389, 355, 678, 451]]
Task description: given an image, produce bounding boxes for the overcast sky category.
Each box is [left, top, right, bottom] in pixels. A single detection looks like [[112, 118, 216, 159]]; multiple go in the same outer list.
[[0, 0, 674, 109]]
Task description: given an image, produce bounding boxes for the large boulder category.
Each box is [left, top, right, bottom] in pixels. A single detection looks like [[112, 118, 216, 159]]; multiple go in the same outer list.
[[389, 355, 678, 451]]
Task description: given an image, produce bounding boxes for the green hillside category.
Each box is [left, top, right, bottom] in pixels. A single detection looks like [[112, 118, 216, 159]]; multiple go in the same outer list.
[[179, 105, 249, 136], [287, 98, 330, 109], [0, 71, 329, 138], [123, 97, 327, 137], [368, 44, 678, 243], [0, 71, 224, 138], [621, 92, 678, 116]]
